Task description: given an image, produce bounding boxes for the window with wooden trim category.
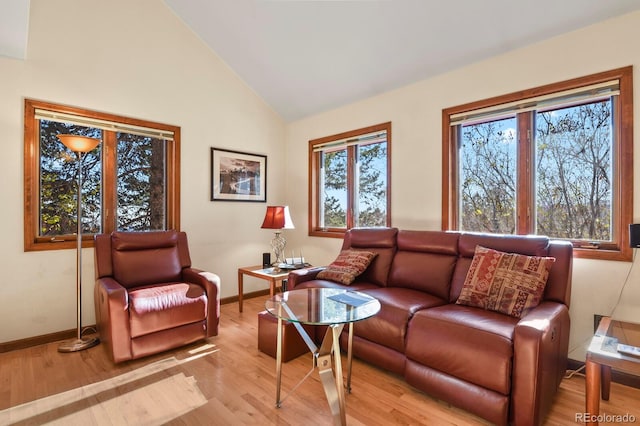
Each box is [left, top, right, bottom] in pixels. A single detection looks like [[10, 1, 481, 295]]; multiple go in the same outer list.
[[309, 122, 391, 238], [24, 99, 181, 251], [442, 67, 633, 261]]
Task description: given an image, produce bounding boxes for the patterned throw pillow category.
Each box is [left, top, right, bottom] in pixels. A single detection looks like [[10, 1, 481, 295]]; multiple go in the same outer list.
[[317, 250, 377, 285], [456, 245, 555, 318]]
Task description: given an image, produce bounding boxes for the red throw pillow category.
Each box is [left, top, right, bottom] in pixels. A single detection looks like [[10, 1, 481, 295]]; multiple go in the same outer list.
[[317, 250, 377, 285], [456, 245, 555, 318]]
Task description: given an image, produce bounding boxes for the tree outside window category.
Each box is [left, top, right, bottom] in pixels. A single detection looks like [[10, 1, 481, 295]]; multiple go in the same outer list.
[[443, 67, 633, 261], [535, 101, 613, 241], [115, 133, 168, 231], [24, 99, 180, 251], [39, 120, 102, 237], [459, 117, 517, 234], [309, 122, 391, 238]]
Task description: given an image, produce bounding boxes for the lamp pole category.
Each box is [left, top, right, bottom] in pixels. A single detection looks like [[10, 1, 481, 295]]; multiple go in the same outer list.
[[57, 135, 100, 352]]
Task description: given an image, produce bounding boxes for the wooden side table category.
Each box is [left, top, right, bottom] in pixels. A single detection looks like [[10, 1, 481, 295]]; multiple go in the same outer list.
[[237, 266, 289, 312], [585, 316, 640, 425]]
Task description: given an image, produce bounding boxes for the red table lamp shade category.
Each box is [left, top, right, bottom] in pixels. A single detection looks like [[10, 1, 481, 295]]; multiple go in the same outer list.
[[261, 206, 294, 230]]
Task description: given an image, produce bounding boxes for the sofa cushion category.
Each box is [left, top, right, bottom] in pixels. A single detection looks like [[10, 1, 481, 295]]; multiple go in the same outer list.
[[129, 282, 207, 338], [388, 249, 456, 300], [387, 231, 458, 301], [456, 246, 555, 318], [342, 227, 398, 287], [406, 304, 518, 395], [388, 231, 459, 300], [355, 287, 446, 352], [317, 250, 377, 285]]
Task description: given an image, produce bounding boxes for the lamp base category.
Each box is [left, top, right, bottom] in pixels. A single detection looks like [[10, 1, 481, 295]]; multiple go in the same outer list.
[[58, 336, 100, 353]]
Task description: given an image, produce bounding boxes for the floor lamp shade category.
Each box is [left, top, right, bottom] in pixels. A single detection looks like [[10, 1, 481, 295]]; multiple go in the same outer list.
[[630, 224, 640, 248], [57, 134, 100, 352], [57, 134, 100, 153]]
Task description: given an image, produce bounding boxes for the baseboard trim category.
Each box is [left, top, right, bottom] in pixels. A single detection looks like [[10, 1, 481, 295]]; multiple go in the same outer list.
[[567, 358, 640, 389], [1, 289, 273, 353], [0, 328, 78, 353], [220, 289, 271, 306]]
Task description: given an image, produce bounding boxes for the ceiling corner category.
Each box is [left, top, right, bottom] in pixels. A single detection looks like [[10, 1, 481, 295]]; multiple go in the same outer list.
[[0, 0, 30, 60]]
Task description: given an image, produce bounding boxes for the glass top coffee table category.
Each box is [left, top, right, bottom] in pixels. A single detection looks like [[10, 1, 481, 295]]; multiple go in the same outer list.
[[265, 288, 381, 425]]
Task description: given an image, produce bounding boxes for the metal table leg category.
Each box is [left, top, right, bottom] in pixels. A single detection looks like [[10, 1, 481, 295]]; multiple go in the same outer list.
[[317, 324, 347, 425]]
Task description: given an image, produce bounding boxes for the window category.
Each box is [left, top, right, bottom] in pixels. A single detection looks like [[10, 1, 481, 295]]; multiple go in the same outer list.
[[442, 67, 633, 261], [24, 99, 180, 251], [309, 122, 391, 238]]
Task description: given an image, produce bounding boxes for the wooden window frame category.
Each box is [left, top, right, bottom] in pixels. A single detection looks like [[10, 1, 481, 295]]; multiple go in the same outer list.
[[308, 122, 392, 238], [24, 99, 181, 252], [442, 66, 633, 261]]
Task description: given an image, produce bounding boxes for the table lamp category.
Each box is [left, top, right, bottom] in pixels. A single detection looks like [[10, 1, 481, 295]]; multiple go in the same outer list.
[[261, 206, 294, 270], [57, 134, 101, 352]]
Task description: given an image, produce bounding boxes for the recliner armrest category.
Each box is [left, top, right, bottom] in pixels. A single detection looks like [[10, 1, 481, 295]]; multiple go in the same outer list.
[[286, 266, 326, 289], [183, 268, 221, 336], [512, 301, 570, 426], [94, 277, 131, 362]]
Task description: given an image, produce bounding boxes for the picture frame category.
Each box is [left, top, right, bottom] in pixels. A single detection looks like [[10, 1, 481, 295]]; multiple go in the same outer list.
[[211, 147, 267, 202]]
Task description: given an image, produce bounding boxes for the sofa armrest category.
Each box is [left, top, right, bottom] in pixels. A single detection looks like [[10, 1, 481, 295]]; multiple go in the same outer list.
[[94, 277, 131, 362], [512, 301, 570, 426], [286, 266, 326, 289], [183, 268, 220, 337]]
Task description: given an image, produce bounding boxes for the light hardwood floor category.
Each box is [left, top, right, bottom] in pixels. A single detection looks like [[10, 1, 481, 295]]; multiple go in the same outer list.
[[1, 296, 639, 425]]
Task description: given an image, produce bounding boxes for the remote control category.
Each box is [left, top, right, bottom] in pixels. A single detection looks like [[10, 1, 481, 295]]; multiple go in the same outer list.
[[617, 343, 640, 358]]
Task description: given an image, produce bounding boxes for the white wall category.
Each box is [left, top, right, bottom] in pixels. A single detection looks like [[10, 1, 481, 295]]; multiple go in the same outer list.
[[0, 0, 286, 343], [285, 11, 640, 361]]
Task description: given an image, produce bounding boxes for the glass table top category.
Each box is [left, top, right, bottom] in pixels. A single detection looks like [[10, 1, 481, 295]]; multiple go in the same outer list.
[[586, 317, 640, 378], [265, 288, 381, 326]]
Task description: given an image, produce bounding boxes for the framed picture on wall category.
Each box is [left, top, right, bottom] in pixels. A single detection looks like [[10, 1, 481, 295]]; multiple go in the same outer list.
[[211, 147, 267, 202]]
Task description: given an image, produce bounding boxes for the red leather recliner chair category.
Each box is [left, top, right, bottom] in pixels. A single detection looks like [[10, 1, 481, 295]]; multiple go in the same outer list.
[[94, 230, 220, 363]]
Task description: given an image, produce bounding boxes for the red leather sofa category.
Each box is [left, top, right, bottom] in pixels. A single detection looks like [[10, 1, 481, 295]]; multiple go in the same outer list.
[[287, 228, 572, 426]]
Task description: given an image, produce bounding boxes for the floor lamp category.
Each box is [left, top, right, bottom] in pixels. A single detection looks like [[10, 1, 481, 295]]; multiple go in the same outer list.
[[57, 134, 101, 352]]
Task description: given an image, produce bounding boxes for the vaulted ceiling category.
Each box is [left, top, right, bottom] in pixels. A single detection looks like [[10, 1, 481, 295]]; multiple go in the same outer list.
[[4, 0, 640, 121]]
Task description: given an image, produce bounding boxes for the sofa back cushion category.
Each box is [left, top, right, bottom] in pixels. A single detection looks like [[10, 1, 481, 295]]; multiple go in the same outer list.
[[456, 245, 555, 317], [451, 233, 572, 306], [341, 227, 398, 287], [110, 231, 188, 289], [387, 230, 459, 301]]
